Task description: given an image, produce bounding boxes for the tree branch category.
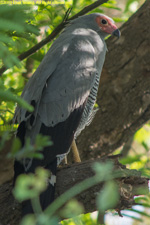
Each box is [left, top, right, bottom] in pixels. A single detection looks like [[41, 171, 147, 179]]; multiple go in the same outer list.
[[0, 156, 148, 225], [0, 0, 108, 76]]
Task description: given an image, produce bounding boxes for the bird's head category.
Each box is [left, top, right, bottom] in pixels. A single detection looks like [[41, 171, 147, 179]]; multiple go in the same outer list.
[[71, 13, 120, 39], [95, 14, 120, 38]]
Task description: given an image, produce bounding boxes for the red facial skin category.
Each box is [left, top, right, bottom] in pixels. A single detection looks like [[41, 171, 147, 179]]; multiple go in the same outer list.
[[96, 15, 118, 34]]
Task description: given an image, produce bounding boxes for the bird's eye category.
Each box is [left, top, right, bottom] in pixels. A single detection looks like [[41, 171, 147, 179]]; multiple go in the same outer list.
[[101, 19, 107, 25]]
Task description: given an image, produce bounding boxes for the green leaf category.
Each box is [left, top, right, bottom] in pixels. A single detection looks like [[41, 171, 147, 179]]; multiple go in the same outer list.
[[20, 214, 36, 225], [97, 180, 119, 212], [0, 5, 30, 14], [0, 89, 33, 112], [120, 154, 142, 164], [126, 208, 150, 218], [124, 0, 137, 12], [35, 134, 53, 150], [120, 213, 143, 222], [37, 215, 59, 225], [0, 34, 14, 45], [25, 23, 40, 36], [102, 3, 121, 11], [0, 19, 24, 33], [113, 17, 127, 23], [0, 4, 39, 69], [13, 168, 50, 201], [141, 141, 149, 151], [93, 161, 114, 181], [72, 0, 78, 8], [10, 134, 52, 161], [7, 137, 21, 158], [60, 199, 84, 218]]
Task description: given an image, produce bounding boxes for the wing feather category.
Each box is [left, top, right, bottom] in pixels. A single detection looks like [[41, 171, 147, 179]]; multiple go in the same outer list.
[[38, 37, 97, 126], [15, 35, 98, 128]]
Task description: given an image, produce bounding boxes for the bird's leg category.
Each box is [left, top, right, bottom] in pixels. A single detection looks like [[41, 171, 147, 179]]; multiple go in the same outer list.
[[71, 138, 81, 163], [64, 156, 68, 164]]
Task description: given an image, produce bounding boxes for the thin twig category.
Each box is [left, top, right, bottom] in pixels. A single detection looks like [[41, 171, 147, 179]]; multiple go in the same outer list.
[[69, 0, 108, 20], [0, 0, 108, 76], [63, 7, 72, 22]]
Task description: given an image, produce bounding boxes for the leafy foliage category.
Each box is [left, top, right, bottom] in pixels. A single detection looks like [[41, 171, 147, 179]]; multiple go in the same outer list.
[[0, 5, 39, 69], [7, 134, 52, 160], [0, 4, 39, 130], [0, 82, 33, 112]]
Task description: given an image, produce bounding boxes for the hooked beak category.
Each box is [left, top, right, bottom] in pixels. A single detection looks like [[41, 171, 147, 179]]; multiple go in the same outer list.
[[112, 29, 121, 38]]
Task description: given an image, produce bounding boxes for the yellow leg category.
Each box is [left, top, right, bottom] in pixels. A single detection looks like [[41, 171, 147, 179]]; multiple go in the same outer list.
[[71, 139, 81, 163], [64, 156, 68, 164]]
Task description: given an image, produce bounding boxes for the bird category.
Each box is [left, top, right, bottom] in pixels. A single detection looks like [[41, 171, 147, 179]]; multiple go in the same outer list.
[[13, 13, 120, 215]]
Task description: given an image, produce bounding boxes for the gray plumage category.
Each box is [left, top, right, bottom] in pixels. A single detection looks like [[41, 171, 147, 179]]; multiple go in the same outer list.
[[14, 13, 120, 214], [15, 14, 108, 143]]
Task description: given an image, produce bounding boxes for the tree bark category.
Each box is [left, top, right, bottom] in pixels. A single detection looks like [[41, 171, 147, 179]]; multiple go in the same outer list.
[[75, 0, 150, 161], [0, 156, 148, 225]]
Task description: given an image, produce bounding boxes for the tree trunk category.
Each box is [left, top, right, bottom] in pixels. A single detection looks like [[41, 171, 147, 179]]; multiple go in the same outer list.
[[75, 0, 150, 161]]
